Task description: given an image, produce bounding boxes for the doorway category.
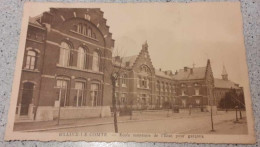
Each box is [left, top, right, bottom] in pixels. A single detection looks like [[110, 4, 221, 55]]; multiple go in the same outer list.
[[20, 82, 34, 115]]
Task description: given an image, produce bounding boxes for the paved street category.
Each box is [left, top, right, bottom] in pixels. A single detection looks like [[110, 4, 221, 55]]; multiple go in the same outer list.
[[33, 111, 247, 134]]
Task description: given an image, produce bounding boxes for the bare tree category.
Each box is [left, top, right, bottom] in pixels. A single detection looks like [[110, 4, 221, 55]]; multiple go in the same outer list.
[[103, 47, 126, 133]]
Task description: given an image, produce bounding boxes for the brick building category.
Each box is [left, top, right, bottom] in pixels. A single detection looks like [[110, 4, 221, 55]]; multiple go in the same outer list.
[[113, 42, 215, 111], [16, 8, 114, 121], [16, 8, 243, 122], [213, 66, 244, 107]]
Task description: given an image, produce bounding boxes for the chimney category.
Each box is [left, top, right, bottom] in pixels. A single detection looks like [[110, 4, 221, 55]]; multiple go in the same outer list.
[[190, 68, 193, 74], [115, 56, 121, 62], [175, 70, 178, 75], [184, 67, 188, 72], [126, 61, 130, 67], [159, 68, 161, 71]]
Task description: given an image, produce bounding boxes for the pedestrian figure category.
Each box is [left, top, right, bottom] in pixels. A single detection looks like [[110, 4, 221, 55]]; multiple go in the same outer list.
[[189, 105, 192, 115], [235, 105, 239, 122]]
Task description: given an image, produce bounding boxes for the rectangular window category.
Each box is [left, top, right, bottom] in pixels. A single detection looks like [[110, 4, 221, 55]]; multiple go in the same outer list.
[[181, 89, 185, 96], [196, 99, 200, 104], [115, 79, 119, 87], [90, 83, 99, 106], [74, 82, 85, 107], [56, 79, 68, 107], [195, 89, 200, 95], [121, 93, 127, 104], [122, 75, 127, 87]]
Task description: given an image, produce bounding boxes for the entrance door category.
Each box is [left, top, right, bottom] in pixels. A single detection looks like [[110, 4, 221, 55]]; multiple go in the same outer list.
[[20, 82, 34, 115], [182, 99, 186, 108]]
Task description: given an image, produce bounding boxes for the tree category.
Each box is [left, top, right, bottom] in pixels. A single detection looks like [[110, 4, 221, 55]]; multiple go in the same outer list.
[[103, 48, 126, 133], [219, 89, 245, 110]]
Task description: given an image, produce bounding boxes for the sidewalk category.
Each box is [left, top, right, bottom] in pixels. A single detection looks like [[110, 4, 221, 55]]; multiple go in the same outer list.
[[13, 111, 226, 132], [180, 117, 248, 134]]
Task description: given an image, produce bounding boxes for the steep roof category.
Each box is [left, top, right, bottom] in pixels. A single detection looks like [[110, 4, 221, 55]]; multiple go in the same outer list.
[[112, 55, 138, 68], [155, 69, 173, 79], [173, 67, 206, 80], [29, 15, 44, 28], [122, 55, 138, 67], [214, 78, 240, 89]]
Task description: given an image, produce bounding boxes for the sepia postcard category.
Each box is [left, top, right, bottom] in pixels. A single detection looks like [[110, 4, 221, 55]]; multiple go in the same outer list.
[[5, 2, 256, 144]]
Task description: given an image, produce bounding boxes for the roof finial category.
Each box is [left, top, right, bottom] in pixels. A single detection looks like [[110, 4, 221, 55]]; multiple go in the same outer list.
[[142, 40, 148, 50], [221, 65, 228, 80]]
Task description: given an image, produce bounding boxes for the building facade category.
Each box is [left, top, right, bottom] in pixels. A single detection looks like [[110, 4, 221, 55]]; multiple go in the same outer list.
[[113, 42, 215, 111], [16, 8, 243, 122], [213, 66, 244, 107], [17, 8, 114, 121]]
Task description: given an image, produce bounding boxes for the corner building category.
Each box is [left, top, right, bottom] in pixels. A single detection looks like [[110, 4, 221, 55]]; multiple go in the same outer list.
[[16, 8, 114, 121]]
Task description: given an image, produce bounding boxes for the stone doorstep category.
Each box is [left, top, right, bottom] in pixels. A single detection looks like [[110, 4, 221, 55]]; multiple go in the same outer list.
[[22, 112, 219, 132]]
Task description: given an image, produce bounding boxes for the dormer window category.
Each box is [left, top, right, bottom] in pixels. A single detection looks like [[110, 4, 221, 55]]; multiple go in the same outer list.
[[85, 14, 91, 20]]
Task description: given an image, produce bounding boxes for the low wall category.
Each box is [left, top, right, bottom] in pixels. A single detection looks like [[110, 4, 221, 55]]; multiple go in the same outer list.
[[35, 106, 111, 121]]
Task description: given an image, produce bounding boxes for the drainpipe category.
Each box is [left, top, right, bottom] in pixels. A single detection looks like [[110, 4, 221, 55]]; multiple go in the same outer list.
[[34, 26, 48, 120]]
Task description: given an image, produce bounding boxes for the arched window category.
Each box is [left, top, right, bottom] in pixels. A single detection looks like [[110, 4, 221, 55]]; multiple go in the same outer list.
[[92, 51, 99, 72], [59, 42, 71, 67], [77, 47, 86, 69], [25, 50, 37, 70]]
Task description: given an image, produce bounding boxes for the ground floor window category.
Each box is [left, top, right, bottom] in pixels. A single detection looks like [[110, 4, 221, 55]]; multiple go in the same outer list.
[[90, 83, 100, 106], [120, 93, 127, 105], [56, 79, 69, 107], [74, 81, 85, 107], [195, 99, 200, 105]]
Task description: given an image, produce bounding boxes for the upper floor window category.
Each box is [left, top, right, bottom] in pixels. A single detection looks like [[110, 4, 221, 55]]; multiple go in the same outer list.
[[115, 79, 119, 87], [72, 23, 96, 39], [87, 27, 92, 37], [25, 50, 37, 70], [92, 51, 100, 72], [122, 74, 127, 87], [165, 83, 168, 92], [181, 89, 187, 96], [161, 82, 164, 91], [59, 42, 71, 67], [85, 14, 91, 20], [156, 81, 160, 91], [77, 47, 87, 69], [195, 88, 200, 96]]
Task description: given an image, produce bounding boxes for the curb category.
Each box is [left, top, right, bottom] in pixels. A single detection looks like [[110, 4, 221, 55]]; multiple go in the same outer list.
[[22, 112, 223, 132]]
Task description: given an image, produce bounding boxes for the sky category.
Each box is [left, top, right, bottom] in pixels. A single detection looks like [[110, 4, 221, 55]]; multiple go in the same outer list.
[[27, 2, 249, 88]]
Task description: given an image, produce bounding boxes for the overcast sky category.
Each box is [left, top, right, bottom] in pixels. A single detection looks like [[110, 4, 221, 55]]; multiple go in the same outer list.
[[28, 2, 248, 88]]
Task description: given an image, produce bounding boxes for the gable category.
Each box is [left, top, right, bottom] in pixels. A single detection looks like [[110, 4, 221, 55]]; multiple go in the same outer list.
[[131, 43, 155, 75]]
